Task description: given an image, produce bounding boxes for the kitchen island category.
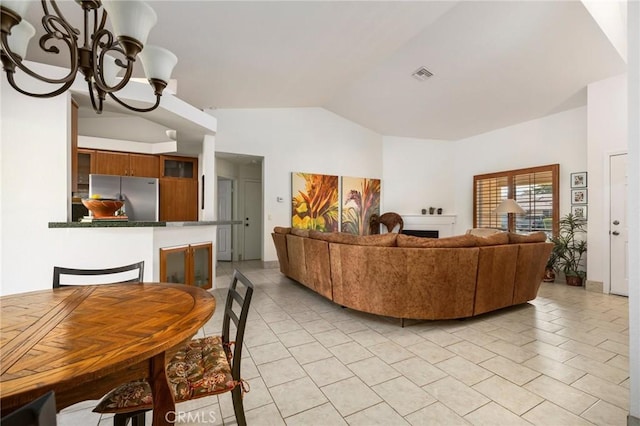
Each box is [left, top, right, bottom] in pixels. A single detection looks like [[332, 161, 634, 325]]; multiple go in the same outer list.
[[46, 220, 243, 290], [48, 220, 241, 228]]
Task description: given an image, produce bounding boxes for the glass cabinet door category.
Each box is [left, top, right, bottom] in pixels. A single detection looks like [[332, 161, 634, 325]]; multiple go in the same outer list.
[[160, 246, 189, 284], [161, 156, 197, 179], [191, 242, 212, 289]]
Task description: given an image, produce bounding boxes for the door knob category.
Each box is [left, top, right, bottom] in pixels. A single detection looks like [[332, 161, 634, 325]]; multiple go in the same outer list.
[[612, 231, 620, 236], [613, 220, 620, 225], [245, 223, 249, 227]]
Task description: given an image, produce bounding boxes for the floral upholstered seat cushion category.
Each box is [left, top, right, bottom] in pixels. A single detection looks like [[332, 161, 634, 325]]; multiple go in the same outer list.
[[94, 336, 237, 414]]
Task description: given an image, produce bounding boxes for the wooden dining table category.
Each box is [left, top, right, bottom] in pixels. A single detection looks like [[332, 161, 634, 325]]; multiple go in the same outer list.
[[0, 283, 215, 425]]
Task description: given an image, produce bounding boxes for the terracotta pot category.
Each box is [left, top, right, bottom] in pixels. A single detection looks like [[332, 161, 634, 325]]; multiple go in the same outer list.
[[542, 268, 555, 283], [565, 275, 583, 286]]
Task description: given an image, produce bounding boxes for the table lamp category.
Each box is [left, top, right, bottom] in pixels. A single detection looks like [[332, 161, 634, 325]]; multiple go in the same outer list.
[[494, 198, 525, 232]]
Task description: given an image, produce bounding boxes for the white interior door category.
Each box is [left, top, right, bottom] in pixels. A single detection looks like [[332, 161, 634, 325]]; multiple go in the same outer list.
[[610, 153, 628, 296], [243, 180, 262, 260], [217, 178, 232, 262]]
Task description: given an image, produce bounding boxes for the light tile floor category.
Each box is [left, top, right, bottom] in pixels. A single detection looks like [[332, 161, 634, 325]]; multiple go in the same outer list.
[[59, 261, 630, 425]]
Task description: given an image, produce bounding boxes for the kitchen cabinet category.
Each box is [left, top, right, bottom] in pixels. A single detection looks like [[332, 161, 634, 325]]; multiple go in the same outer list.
[[159, 242, 212, 289], [159, 178, 198, 221], [71, 99, 79, 193], [94, 151, 159, 178], [160, 155, 197, 179], [76, 149, 95, 196]]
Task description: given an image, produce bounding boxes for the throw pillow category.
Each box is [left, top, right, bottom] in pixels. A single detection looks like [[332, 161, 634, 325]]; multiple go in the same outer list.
[[466, 228, 503, 237], [508, 231, 547, 243]]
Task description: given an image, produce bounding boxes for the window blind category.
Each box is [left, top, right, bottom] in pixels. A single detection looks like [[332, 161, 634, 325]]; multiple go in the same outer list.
[[474, 164, 559, 236]]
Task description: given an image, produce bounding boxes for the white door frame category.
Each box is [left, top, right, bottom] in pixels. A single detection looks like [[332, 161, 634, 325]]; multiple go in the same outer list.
[[604, 149, 628, 294]]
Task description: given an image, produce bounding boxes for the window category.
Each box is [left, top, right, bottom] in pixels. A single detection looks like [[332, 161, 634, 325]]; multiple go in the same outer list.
[[474, 164, 559, 236]]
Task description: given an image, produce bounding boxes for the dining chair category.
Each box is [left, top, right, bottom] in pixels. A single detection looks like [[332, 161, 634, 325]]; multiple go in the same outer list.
[[0, 391, 57, 426], [93, 269, 255, 426], [379, 212, 404, 233], [52, 261, 144, 288]]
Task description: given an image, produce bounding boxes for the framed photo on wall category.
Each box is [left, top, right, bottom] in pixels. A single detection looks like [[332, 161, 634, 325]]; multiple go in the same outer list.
[[571, 172, 587, 188], [572, 205, 588, 220], [571, 189, 588, 204]]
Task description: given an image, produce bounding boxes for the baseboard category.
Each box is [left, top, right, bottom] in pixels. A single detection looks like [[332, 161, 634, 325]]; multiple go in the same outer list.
[[628, 414, 640, 426], [585, 280, 604, 293], [262, 260, 279, 269]]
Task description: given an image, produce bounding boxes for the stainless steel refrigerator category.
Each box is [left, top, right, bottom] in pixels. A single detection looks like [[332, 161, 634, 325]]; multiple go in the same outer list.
[[89, 174, 159, 221]]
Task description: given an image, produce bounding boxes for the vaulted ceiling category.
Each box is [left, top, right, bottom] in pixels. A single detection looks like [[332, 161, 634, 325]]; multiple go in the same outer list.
[[21, 1, 626, 144]]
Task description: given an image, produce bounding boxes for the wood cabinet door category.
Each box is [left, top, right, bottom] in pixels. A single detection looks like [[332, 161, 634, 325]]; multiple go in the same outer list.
[[71, 100, 79, 192], [191, 242, 212, 289], [159, 178, 198, 221], [129, 154, 159, 178], [159, 245, 189, 284], [94, 151, 129, 176], [160, 155, 197, 179]]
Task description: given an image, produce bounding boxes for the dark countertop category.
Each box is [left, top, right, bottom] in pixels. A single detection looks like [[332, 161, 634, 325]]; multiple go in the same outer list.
[[48, 220, 243, 228]]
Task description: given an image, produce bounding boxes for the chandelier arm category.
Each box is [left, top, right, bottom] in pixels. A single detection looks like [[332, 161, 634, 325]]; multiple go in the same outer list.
[[97, 7, 107, 33], [108, 92, 162, 113], [38, 0, 80, 39], [4, 68, 75, 98], [91, 28, 134, 93], [0, 31, 78, 86], [86, 79, 105, 114]]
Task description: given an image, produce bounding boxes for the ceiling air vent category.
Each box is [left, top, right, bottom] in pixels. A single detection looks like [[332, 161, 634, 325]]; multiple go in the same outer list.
[[412, 66, 433, 81]]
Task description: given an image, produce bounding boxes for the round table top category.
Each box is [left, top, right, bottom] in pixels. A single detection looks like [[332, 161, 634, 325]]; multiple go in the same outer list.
[[0, 283, 215, 402]]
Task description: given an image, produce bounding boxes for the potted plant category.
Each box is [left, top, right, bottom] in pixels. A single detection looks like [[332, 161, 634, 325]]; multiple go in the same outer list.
[[551, 213, 587, 286], [543, 242, 561, 282]]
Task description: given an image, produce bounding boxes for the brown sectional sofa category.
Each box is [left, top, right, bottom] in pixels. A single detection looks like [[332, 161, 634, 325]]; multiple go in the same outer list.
[[271, 227, 552, 321]]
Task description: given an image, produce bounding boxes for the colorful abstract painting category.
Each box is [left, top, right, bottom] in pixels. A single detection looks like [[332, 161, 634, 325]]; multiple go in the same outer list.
[[341, 176, 381, 235], [291, 172, 339, 231]]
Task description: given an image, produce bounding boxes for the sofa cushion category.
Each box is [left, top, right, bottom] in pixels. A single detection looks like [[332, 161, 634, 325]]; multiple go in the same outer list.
[[397, 234, 477, 248], [273, 226, 291, 234], [508, 231, 547, 243], [310, 230, 397, 247], [474, 232, 509, 246], [290, 228, 310, 237]]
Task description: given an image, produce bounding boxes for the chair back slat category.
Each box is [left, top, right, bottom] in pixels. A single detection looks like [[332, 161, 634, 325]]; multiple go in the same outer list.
[[0, 390, 57, 426], [221, 269, 254, 382], [52, 262, 144, 288]]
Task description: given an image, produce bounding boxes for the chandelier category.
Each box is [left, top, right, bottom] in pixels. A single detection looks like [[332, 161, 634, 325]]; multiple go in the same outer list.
[[0, 0, 177, 114]]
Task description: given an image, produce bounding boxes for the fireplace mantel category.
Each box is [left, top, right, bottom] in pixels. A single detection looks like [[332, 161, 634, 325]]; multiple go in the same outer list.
[[401, 214, 457, 238]]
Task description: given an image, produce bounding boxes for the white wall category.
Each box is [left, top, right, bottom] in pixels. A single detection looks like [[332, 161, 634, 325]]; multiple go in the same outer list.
[[210, 107, 383, 262], [587, 73, 628, 291], [381, 137, 456, 215], [0, 65, 217, 296], [452, 107, 588, 234], [1, 83, 71, 295], [627, 0, 639, 419]]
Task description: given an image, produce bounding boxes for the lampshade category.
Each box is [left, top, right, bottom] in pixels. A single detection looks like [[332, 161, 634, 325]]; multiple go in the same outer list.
[[139, 45, 178, 83], [102, 0, 157, 47], [7, 18, 35, 59], [1, 1, 31, 18], [494, 199, 525, 214]]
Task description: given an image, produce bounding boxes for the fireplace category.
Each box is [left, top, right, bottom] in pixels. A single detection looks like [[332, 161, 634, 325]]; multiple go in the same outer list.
[[401, 214, 457, 238], [402, 229, 439, 238]]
